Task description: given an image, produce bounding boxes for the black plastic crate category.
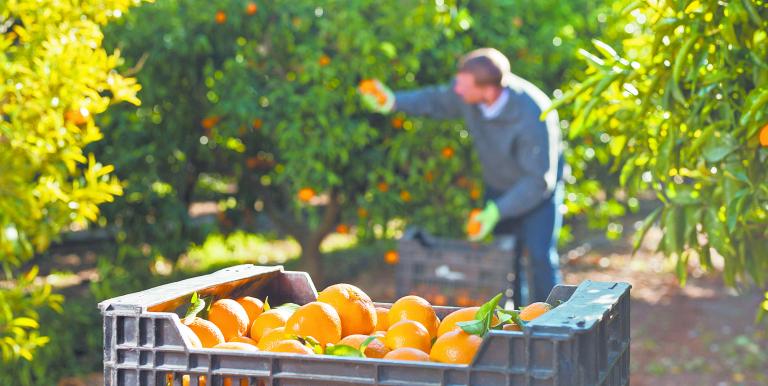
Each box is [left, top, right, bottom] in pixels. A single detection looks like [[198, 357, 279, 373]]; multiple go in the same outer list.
[[98, 264, 630, 386], [396, 229, 517, 307]]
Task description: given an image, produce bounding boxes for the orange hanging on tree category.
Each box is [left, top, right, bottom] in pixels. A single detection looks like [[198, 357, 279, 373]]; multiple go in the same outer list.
[[215, 11, 227, 24], [64, 109, 88, 125], [759, 123, 768, 147], [245, 2, 258, 15], [297, 187, 316, 202], [470, 186, 481, 200], [252, 118, 263, 130], [201, 116, 220, 129]]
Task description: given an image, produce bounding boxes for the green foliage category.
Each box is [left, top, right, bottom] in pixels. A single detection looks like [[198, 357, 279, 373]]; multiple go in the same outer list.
[[0, 0, 143, 364], [554, 0, 768, 287], [98, 0, 613, 279]]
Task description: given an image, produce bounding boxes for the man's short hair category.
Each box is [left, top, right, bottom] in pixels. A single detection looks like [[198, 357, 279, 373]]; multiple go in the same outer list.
[[457, 48, 511, 87]]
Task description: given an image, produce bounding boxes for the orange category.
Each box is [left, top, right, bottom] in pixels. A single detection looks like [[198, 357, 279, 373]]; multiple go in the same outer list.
[[256, 327, 288, 351], [437, 307, 500, 337], [319, 55, 331, 66], [760, 123, 768, 147], [201, 116, 220, 129], [318, 284, 377, 336], [223, 378, 246, 386], [228, 335, 258, 346], [172, 374, 206, 386], [213, 341, 259, 351], [208, 299, 250, 340], [358, 80, 377, 93], [215, 11, 227, 24], [437, 307, 480, 337], [466, 209, 482, 236], [384, 320, 431, 352], [374, 307, 389, 331], [185, 317, 225, 348], [252, 118, 263, 129], [519, 302, 552, 322], [64, 109, 88, 125], [285, 302, 342, 347], [178, 323, 203, 348], [249, 309, 289, 342], [267, 340, 315, 355], [456, 293, 473, 307], [377, 182, 389, 192], [429, 329, 482, 365], [357, 207, 368, 218], [441, 147, 454, 159], [384, 250, 399, 265], [338, 335, 390, 359], [245, 2, 258, 15], [388, 295, 440, 338], [391, 117, 404, 128], [223, 377, 247, 386], [470, 187, 481, 200], [335, 224, 349, 234], [297, 187, 315, 202], [235, 296, 264, 326], [383, 347, 430, 362], [399, 190, 412, 202], [502, 322, 522, 331]]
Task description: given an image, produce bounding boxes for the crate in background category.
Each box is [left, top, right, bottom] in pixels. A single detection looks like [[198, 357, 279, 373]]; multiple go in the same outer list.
[[396, 228, 517, 307]]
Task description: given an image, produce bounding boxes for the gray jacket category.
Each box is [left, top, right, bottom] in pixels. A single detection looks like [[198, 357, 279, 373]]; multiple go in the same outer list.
[[394, 74, 562, 219]]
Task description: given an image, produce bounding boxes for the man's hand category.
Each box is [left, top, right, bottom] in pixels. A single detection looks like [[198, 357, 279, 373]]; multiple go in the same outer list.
[[358, 79, 395, 113], [467, 201, 500, 241]]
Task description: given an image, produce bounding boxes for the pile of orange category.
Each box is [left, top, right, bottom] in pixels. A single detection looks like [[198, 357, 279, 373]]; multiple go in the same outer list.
[[177, 283, 553, 367], [358, 79, 388, 106]]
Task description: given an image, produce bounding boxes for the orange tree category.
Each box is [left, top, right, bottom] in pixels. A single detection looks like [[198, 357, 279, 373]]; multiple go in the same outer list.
[[552, 0, 767, 296], [0, 0, 142, 369], [98, 0, 613, 280]]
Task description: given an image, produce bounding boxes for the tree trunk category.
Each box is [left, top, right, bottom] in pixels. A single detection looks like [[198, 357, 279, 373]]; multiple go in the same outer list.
[[261, 187, 342, 286], [298, 236, 324, 285]]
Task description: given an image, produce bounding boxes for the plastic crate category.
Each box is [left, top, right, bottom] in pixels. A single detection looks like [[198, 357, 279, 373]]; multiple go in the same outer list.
[[98, 264, 631, 386], [396, 228, 518, 307]]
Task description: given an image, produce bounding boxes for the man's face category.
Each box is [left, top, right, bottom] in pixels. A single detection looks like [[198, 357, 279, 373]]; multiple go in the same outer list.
[[453, 72, 489, 104]]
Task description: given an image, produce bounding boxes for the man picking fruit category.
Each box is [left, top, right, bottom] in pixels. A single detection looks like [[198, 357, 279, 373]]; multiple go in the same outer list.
[[360, 48, 564, 304]]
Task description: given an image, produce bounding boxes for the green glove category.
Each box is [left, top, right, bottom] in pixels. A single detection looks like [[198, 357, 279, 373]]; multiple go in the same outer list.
[[358, 79, 395, 113], [469, 201, 500, 241]]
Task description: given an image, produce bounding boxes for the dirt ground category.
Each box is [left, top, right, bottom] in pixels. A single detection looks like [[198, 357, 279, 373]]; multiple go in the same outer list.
[[561, 227, 767, 386], [352, 224, 767, 386]]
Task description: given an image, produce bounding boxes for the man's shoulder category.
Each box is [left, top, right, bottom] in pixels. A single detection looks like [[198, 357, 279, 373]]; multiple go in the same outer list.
[[505, 78, 552, 115]]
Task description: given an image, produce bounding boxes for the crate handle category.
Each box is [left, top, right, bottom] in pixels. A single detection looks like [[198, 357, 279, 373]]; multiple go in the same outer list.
[[97, 264, 283, 313]]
